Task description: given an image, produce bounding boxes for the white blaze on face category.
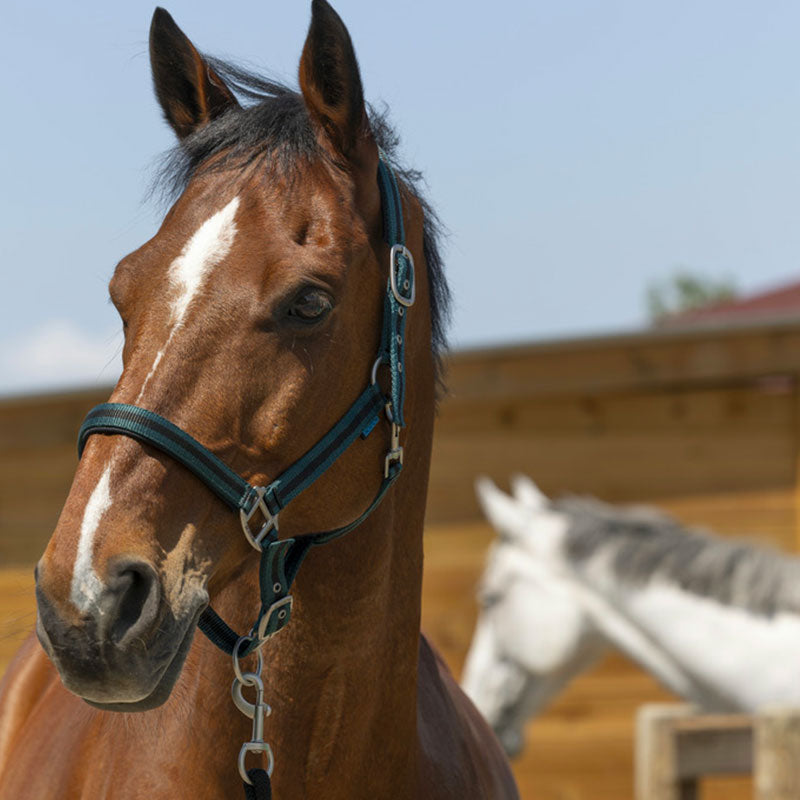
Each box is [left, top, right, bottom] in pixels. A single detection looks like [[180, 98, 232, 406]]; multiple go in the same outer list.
[[136, 195, 241, 401], [69, 198, 242, 607], [70, 465, 113, 612], [167, 195, 241, 328]]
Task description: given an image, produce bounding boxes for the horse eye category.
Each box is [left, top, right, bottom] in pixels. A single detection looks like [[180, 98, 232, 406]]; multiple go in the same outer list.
[[287, 288, 333, 323]]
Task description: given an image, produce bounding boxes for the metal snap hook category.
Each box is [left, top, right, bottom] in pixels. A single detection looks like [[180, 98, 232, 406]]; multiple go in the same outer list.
[[232, 674, 272, 719], [232, 670, 275, 784]]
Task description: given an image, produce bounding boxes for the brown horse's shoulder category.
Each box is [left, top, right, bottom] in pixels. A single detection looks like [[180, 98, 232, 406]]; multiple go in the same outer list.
[[416, 634, 519, 800], [0, 634, 57, 778]]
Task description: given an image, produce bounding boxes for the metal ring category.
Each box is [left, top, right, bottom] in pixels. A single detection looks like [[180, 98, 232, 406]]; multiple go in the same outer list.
[[371, 356, 387, 385], [232, 636, 263, 685]]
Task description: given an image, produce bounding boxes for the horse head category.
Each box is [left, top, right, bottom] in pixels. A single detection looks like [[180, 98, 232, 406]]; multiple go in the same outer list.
[[34, 0, 438, 711], [462, 478, 607, 756]]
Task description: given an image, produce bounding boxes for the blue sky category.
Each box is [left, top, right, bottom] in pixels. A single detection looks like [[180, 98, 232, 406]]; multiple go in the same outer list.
[[3, 1, 800, 394]]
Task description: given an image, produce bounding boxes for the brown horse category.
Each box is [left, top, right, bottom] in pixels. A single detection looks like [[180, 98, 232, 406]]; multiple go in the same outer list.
[[0, 3, 517, 798]]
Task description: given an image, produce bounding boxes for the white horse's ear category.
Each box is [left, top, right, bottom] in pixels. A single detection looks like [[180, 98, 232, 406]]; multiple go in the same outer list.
[[475, 476, 529, 543], [511, 474, 549, 511]]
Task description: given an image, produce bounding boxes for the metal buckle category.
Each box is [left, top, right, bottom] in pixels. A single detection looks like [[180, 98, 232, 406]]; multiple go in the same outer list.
[[384, 422, 404, 478], [390, 245, 415, 307], [240, 487, 279, 551], [255, 596, 294, 643]]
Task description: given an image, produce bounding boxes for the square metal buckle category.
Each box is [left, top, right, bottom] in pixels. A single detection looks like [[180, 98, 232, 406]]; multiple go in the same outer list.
[[255, 596, 293, 642], [240, 487, 279, 551], [390, 245, 416, 307]]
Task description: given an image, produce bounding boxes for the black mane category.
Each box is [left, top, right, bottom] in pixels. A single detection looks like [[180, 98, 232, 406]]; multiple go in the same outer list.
[[153, 58, 450, 388]]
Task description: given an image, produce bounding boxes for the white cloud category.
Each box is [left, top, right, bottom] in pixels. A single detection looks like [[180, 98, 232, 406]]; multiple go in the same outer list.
[[0, 320, 122, 396]]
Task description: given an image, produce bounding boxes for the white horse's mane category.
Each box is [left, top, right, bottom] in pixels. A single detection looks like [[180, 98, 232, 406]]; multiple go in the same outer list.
[[554, 494, 800, 617]]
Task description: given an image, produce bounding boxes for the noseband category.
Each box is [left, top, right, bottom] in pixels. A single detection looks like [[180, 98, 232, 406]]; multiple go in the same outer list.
[[76, 155, 414, 794]]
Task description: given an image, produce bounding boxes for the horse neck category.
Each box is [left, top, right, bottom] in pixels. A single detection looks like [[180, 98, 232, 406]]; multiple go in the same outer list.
[[204, 422, 431, 792], [585, 561, 800, 710], [187, 228, 435, 792], [564, 557, 708, 703]]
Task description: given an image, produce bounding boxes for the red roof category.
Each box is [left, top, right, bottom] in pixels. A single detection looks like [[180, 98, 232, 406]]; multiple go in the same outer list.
[[659, 278, 800, 326]]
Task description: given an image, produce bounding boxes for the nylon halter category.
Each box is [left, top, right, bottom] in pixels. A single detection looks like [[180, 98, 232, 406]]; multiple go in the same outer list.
[[77, 154, 414, 658]]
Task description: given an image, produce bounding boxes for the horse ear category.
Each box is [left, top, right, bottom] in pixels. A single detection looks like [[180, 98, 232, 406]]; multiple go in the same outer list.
[[149, 8, 239, 140], [298, 1, 379, 202], [475, 477, 529, 544], [511, 474, 549, 512]]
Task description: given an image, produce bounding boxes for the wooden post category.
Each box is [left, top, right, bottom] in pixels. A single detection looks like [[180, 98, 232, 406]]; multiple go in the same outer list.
[[635, 704, 697, 800], [636, 705, 754, 799], [755, 708, 800, 800], [795, 375, 800, 553]]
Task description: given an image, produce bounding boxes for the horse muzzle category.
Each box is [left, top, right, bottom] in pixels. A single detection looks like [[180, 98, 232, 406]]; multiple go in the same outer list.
[[35, 557, 207, 710]]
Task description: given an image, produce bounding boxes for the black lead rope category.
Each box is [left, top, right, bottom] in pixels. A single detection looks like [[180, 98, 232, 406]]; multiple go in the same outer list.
[[244, 769, 271, 800]]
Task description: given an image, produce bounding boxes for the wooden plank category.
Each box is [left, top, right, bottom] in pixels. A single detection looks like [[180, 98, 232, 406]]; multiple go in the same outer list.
[[755, 709, 800, 800], [636, 707, 800, 800], [438, 383, 795, 436], [429, 430, 795, 524], [676, 724, 752, 778], [635, 704, 698, 800], [445, 321, 800, 400], [794, 377, 800, 551], [429, 377, 796, 524]]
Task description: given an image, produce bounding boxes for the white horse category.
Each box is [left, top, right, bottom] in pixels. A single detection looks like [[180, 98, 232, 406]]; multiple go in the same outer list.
[[461, 476, 800, 757]]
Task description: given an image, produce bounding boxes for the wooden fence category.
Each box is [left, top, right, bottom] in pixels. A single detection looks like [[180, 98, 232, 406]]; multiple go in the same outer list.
[[430, 316, 800, 553], [636, 705, 800, 800], [3, 316, 800, 799]]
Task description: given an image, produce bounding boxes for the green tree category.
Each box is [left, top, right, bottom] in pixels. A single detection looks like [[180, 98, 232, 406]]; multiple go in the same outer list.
[[647, 270, 737, 323]]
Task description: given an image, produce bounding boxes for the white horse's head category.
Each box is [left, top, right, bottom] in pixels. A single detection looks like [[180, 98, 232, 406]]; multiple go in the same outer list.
[[461, 477, 607, 757]]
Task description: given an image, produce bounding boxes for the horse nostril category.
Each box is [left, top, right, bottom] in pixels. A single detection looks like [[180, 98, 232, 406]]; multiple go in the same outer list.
[[105, 560, 161, 647]]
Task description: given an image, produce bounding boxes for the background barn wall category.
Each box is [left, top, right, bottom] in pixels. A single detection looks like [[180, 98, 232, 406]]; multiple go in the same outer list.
[[3, 317, 800, 798]]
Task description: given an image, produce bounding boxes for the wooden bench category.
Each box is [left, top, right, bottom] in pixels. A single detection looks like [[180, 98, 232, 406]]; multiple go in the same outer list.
[[636, 704, 800, 800]]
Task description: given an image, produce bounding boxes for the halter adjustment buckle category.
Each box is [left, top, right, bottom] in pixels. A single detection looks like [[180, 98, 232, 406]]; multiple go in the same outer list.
[[240, 487, 279, 551], [254, 595, 294, 644], [389, 245, 416, 307]]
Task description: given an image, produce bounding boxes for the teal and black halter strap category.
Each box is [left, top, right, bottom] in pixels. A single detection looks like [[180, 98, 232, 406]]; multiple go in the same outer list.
[[77, 154, 414, 658]]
